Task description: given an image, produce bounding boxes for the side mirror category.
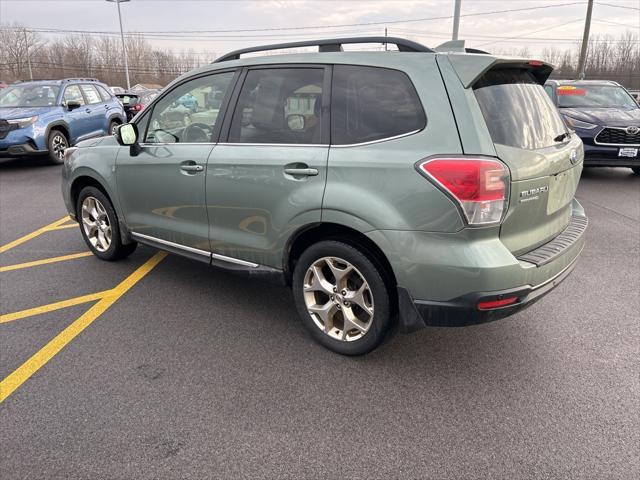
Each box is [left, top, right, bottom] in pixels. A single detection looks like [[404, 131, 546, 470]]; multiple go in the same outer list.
[[67, 100, 81, 111], [287, 114, 305, 131], [115, 123, 138, 146]]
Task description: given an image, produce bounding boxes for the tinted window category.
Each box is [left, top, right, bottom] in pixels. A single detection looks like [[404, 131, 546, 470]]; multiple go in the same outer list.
[[474, 69, 567, 150], [63, 85, 85, 106], [331, 65, 425, 145], [145, 71, 234, 144], [228, 68, 324, 144], [96, 85, 113, 102], [556, 84, 638, 108], [81, 84, 102, 104]]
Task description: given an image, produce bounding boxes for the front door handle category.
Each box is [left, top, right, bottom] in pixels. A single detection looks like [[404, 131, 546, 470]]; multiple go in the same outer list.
[[180, 164, 204, 172], [284, 168, 318, 176]]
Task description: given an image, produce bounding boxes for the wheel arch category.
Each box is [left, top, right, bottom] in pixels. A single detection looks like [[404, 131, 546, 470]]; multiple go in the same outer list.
[[284, 222, 398, 307], [70, 173, 133, 244], [45, 121, 70, 146]]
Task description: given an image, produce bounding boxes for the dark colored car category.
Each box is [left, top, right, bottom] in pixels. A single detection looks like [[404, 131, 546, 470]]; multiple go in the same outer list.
[[116, 93, 143, 121], [545, 80, 640, 174]]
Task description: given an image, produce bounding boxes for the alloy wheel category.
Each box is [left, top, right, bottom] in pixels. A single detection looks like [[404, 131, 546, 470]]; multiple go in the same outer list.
[[81, 196, 112, 252], [302, 256, 374, 342], [52, 134, 68, 161]]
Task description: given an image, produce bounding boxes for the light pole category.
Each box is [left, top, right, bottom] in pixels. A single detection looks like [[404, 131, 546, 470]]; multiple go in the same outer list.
[[106, 0, 131, 90], [577, 0, 594, 80]]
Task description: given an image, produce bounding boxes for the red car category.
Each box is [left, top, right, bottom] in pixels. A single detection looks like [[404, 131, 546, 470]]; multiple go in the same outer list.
[[0, 81, 8, 89]]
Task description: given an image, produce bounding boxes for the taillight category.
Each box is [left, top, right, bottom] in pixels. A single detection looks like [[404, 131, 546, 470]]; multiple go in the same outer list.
[[133, 104, 144, 111], [417, 157, 510, 225]]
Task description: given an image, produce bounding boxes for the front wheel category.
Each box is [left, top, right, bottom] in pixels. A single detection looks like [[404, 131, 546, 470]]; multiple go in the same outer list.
[[632, 167, 640, 175], [46, 129, 68, 164], [77, 186, 137, 261], [292, 240, 393, 355], [108, 120, 120, 136]]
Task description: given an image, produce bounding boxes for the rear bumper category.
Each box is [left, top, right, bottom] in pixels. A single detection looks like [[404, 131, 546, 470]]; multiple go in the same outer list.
[[368, 199, 587, 332], [397, 246, 581, 329], [582, 143, 640, 167]]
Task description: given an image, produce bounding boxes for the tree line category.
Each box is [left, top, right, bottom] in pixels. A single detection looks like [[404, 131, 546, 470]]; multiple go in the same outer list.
[[1, 23, 639, 90]]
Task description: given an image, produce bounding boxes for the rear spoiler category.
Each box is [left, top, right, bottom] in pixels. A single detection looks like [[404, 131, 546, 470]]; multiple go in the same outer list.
[[444, 53, 554, 88]]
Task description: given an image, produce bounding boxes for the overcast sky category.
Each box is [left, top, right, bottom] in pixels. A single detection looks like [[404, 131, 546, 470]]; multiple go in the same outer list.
[[0, 0, 638, 59]]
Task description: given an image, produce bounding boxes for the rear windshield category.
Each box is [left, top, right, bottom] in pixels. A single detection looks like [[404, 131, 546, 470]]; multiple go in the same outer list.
[[474, 69, 567, 150], [556, 84, 638, 108]]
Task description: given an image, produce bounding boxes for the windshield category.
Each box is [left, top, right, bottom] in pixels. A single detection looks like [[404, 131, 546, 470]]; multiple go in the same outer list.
[[0, 84, 60, 107], [474, 69, 568, 150], [557, 85, 638, 108]]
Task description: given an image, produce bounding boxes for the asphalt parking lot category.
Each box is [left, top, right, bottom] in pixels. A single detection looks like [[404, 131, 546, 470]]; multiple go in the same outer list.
[[1, 157, 638, 479]]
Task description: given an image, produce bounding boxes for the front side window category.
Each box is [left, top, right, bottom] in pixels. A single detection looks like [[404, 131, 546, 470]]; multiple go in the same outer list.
[[556, 84, 638, 109], [0, 84, 60, 107], [331, 65, 426, 145], [96, 85, 113, 102], [80, 84, 102, 104], [63, 85, 86, 106], [228, 68, 325, 144], [145, 71, 234, 144]]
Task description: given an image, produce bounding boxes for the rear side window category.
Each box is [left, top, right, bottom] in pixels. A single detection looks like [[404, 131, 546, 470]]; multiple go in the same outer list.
[[474, 69, 567, 150], [331, 65, 425, 145]]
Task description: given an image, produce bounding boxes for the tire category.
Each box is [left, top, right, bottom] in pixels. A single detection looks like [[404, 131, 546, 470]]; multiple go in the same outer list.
[[108, 120, 120, 136], [46, 129, 68, 164], [632, 167, 640, 175], [76, 186, 137, 261], [292, 240, 392, 355]]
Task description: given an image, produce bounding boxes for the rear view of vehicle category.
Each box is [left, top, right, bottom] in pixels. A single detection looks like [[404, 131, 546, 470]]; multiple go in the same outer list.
[[383, 54, 588, 337], [545, 80, 640, 174]]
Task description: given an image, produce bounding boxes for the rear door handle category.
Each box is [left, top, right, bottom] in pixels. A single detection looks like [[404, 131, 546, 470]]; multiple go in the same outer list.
[[284, 168, 318, 176]]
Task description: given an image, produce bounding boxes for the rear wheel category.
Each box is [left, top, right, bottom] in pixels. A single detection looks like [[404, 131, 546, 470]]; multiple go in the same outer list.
[[292, 240, 392, 355], [77, 186, 137, 261], [632, 167, 640, 175], [46, 129, 68, 164]]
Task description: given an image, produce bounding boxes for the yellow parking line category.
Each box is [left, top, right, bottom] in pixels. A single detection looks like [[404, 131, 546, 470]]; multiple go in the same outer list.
[[0, 251, 93, 273], [47, 223, 79, 231], [0, 251, 167, 403], [0, 290, 114, 324], [0, 216, 70, 253]]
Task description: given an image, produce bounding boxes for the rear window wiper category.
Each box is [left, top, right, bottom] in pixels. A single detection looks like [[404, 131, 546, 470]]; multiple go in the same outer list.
[[554, 132, 570, 143]]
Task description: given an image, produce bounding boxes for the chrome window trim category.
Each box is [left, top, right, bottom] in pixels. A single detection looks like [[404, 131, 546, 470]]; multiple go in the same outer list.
[[138, 142, 216, 147], [331, 129, 422, 148], [594, 126, 640, 147], [130, 231, 259, 267], [217, 142, 328, 147]]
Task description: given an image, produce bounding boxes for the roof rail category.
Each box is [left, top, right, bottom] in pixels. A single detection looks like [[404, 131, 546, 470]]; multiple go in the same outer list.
[[61, 78, 100, 83], [214, 36, 434, 63]]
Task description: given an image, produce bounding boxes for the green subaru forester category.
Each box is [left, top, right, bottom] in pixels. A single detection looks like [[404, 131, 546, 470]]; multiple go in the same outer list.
[[61, 38, 587, 355]]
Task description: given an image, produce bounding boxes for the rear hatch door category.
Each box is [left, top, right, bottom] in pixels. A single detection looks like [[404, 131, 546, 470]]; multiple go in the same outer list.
[[471, 66, 583, 255]]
